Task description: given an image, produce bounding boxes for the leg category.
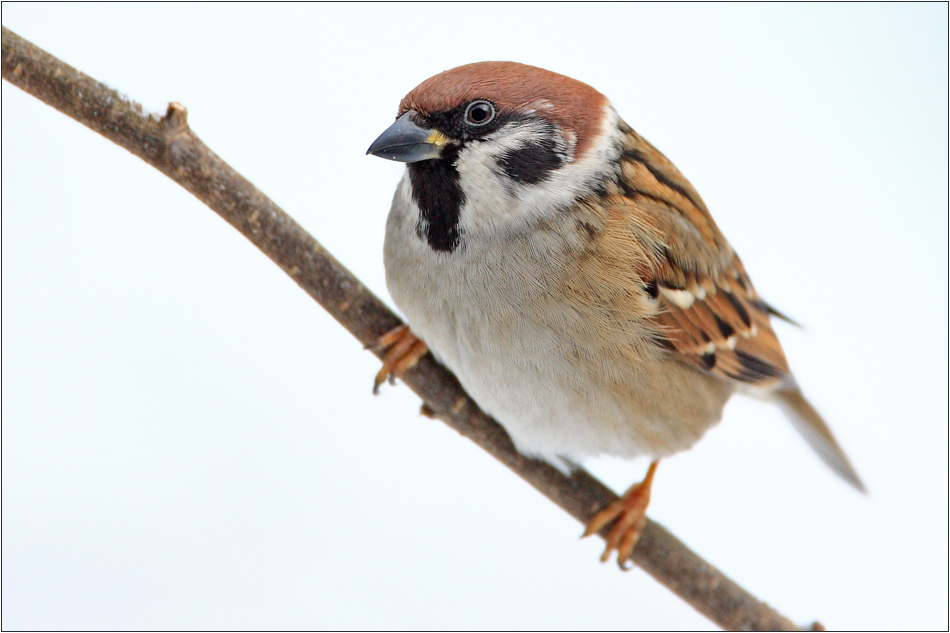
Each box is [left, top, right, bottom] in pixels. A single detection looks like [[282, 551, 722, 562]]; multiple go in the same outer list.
[[369, 324, 428, 394], [582, 461, 659, 570]]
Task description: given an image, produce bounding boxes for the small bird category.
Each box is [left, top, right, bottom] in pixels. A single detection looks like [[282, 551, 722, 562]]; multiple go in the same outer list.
[[367, 62, 863, 567]]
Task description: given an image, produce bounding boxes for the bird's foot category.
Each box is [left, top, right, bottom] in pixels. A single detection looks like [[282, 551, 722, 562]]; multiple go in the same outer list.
[[582, 460, 659, 570], [368, 324, 428, 394]]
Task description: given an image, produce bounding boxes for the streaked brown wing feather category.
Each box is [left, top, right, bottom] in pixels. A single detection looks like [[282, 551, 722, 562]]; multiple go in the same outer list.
[[610, 123, 863, 490], [616, 126, 791, 389], [653, 253, 791, 387]]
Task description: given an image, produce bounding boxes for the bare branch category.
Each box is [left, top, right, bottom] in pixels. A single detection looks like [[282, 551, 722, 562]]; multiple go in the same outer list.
[[2, 26, 803, 631]]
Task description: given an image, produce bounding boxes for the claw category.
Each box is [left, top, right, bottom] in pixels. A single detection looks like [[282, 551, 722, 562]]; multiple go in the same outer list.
[[371, 325, 428, 394], [369, 324, 410, 351], [582, 461, 659, 569]]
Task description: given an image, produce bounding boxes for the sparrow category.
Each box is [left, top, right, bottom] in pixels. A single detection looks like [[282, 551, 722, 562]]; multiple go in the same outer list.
[[366, 61, 864, 568]]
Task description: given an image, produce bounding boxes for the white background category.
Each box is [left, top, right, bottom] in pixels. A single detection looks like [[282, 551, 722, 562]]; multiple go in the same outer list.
[[2, 4, 947, 630]]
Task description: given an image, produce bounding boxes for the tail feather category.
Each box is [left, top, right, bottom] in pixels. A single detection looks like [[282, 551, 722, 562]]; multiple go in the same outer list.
[[776, 389, 866, 492]]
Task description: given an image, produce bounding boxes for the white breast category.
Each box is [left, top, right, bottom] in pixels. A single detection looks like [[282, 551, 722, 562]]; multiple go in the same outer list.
[[382, 174, 725, 468]]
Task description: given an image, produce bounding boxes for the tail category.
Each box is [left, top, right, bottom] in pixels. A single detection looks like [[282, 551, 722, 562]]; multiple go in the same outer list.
[[775, 389, 866, 492]]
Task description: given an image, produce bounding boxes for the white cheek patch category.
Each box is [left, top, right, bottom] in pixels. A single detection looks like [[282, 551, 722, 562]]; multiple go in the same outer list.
[[453, 105, 625, 241]]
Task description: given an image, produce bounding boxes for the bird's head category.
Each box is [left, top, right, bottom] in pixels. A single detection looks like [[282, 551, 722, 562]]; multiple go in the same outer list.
[[368, 62, 625, 253]]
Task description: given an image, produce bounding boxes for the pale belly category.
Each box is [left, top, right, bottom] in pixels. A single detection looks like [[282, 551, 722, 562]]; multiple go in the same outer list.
[[384, 205, 732, 466]]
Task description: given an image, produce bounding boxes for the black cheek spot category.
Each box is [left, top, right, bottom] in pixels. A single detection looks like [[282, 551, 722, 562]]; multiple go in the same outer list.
[[497, 136, 563, 185], [701, 352, 717, 369]]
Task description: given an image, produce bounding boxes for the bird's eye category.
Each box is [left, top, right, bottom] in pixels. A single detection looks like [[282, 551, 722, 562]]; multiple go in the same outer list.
[[465, 100, 495, 126]]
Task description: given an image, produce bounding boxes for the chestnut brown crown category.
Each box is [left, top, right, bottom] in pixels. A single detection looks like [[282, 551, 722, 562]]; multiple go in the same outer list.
[[399, 62, 609, 158]]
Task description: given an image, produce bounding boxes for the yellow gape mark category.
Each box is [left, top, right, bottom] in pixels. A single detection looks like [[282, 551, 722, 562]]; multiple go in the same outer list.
[[426, 130, 448, 146]]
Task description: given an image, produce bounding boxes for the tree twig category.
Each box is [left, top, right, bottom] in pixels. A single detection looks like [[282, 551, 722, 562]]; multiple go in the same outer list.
[[2, 26, 804, 631]]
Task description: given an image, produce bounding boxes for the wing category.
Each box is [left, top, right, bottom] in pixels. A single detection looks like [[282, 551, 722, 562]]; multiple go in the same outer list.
[[612, 125, 864, 490], [613, 126, 792, 390], [650, 250, 792, 388]]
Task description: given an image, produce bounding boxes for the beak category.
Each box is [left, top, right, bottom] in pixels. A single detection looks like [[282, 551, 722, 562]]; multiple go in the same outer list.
[[366, 112, 448, 163]]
